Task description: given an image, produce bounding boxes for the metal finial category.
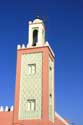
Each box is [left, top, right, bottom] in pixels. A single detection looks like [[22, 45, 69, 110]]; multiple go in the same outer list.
[[35, 16, 40, 19]]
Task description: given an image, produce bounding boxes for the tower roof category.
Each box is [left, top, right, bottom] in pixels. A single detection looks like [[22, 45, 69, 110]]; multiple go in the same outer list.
[[33, 16, 43, 23]]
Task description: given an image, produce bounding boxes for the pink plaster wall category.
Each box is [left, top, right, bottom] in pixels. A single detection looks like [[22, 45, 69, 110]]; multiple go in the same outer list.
[[14, 46, 54, 125], [0, 111, 13, 125]]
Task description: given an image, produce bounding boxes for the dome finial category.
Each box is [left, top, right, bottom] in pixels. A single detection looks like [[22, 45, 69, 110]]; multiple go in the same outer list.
[[35, 16, 40, 19]]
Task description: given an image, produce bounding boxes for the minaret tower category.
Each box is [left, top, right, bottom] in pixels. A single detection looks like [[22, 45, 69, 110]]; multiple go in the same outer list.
[[14, 17, 55, 125]]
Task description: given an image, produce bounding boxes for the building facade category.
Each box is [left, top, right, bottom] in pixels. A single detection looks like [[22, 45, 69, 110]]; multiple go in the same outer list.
[[0, 17, 69, 125]]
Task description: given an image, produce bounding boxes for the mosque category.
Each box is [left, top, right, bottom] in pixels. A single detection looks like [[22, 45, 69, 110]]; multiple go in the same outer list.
[[0, 17, 69, 125]]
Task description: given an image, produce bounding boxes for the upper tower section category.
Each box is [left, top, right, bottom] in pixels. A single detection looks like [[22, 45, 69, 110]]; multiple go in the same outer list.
[[28, 16, 45, 47], [17, 17, 54, 58]]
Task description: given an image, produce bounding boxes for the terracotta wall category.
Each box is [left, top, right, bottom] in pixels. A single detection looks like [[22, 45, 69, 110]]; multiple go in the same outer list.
[[0, 111, 13, 125]]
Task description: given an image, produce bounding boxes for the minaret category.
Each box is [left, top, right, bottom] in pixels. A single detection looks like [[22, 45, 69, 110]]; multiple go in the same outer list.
[[14, 17, 55, 125]]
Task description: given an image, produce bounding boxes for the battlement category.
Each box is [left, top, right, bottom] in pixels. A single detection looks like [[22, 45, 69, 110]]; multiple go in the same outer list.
[[17, 41, 55, 57], [0, 106, 14, 112]]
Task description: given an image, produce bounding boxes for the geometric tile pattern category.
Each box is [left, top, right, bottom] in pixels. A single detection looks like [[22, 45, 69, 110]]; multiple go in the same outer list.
[[18, 52, 42, 120], [49, 57, 55, 122]]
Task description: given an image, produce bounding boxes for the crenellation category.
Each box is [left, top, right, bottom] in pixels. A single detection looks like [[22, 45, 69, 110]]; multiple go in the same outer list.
[[17, 44, 21, 50], [17, 40, 55, 56], [5, 106, 9, 111], [10, 106, 14, 111], [0, 106, 4, 112], [26, 44, 29, 48], [22, 44, 25, 49], [0, 106, 14, 112]]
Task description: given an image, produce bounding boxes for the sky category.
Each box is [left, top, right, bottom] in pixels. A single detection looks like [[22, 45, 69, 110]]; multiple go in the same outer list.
[[0, 0, 83, 124]]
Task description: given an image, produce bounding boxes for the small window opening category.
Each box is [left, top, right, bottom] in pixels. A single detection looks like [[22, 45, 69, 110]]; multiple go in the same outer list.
[[28, 64, 36, 74], [33, 30, 38, 46], [27, 99, 36, 111]]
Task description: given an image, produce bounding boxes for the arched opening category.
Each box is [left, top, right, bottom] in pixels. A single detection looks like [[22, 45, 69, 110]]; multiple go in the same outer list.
[[33, 30, 38, 46]]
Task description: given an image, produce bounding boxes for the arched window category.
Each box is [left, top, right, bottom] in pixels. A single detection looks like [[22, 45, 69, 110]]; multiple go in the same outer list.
[[33, 29, 38, 46]]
